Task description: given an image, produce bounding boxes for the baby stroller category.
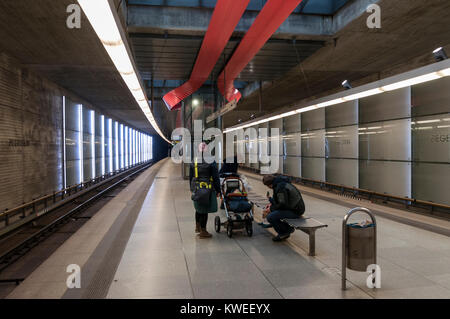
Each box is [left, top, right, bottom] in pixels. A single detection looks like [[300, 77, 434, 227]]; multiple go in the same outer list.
[[215, 173, 254, 238]]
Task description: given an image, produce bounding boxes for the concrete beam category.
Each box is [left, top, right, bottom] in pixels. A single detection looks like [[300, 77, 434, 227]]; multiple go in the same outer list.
[[128, 0, 382, 39], [127, 5, 333, 39], [332, 0, 381, 33]]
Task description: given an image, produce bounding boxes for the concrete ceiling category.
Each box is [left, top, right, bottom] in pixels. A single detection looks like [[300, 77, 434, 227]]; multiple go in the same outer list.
[[0, 0, 159, 136], [222, 0, 450, 126], [1, 0, 449, 137]]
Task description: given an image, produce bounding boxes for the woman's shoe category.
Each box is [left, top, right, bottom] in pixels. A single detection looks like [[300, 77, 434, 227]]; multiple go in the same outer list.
[[198, 228, 212, 238]]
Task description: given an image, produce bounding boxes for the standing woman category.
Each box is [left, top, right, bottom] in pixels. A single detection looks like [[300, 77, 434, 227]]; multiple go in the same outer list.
[[190, 142, 221, 238]]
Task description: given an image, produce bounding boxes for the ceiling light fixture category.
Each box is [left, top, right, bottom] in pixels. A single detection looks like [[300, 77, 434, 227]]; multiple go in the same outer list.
[[77, 0, 171, 144], [224, 59, 450, 133], [341, 80, 352, 90], [433, 47, 448, 62]]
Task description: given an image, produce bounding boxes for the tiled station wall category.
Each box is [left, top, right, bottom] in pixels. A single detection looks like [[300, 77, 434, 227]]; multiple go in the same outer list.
[[239, 77, 450, 206], [0, 53, 63, 213], [0, 53, 154, 213]]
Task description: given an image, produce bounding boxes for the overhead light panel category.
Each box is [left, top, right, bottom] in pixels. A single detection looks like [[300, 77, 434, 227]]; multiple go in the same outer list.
[[77, 0, 171, 144], [381, 72, 441, 91]]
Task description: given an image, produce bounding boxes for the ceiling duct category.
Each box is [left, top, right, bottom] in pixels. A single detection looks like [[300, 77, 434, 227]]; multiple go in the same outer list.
[[163, 0, 250, 110], [218, 0, 303, 103]]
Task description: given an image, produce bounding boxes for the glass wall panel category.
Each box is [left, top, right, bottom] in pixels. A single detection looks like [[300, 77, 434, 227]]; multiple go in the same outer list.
[[94, 114, 104, 176], [326, 100, 358, 128], [136, 132, 141, 163], [302, 157, 325, 181], [412, 113, 450, 163], [326, 158, 358, 187], [359, 87, 411, 123], [119, 124, 124, 169], [283, 114, 301, 133], [105, 118, 112, 173], [301, 129, 325, 157], [411, 76, 450, 117], [413, 162, 450, 205], [249, 125, 258, 169], [284, 132, 301, 157], [65, 98, 82, 186], [283, 156, 301, 177], [142, 134, 145, 162], [148, 135, 153, 160], [326, 125, 358, 159], [112, 121, 118, 171], [359, 160, 411, 198], [130, 128, 133, 166], [359, 118, 411, 161], [133, 129, 136, 165], [139, 132, 141, 163], [301, 108, 325, 131], [82, 108, 95, 180], [262, 156, 283, 174], [257, 123, 269, 167], [269, 119, 283, 156], [124, 126, 128, 168]]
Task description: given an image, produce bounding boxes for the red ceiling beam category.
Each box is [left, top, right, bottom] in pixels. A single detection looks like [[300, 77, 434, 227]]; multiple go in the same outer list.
[[163, 0, 250, 110], [218, 0, 303, 103]]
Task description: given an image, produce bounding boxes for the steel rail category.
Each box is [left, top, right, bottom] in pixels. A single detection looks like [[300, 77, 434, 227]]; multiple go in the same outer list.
[[0, 162, 154, 273]]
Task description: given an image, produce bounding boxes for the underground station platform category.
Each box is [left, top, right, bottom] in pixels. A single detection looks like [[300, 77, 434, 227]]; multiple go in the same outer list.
[[0, 0, 449, 311], [2, 159, 449, 299]]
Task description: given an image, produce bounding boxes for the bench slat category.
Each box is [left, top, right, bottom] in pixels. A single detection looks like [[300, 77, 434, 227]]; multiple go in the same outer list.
[[282, 217, 328, 230]]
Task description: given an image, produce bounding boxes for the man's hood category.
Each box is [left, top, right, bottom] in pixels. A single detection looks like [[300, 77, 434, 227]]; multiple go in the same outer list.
[[272, 175, 291, 187]]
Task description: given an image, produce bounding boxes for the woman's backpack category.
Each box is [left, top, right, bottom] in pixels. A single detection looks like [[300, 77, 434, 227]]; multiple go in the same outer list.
[[191, 160, 212, 206]]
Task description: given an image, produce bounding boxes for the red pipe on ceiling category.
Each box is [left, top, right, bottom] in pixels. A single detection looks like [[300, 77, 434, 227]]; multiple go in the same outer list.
[[163, 0, 250, 111], [218, 0, 303, 103]]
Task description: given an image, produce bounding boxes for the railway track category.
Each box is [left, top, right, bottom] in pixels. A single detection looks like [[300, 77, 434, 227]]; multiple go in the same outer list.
[[0, 162, 154, 286]]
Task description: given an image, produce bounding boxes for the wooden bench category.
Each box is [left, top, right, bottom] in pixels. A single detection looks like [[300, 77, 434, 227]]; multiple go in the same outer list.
[[281, 217, 328, 256]]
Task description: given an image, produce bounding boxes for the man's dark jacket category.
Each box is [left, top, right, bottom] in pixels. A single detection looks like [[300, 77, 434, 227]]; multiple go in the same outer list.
[[270, 176, 305, 215]]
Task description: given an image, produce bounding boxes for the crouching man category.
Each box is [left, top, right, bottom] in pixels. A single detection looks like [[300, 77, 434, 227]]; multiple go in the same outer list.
[[262, 175, 305, 242]]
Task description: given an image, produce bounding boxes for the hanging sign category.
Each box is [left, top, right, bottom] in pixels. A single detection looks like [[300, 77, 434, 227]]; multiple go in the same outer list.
[[206, 99, 237, 123]]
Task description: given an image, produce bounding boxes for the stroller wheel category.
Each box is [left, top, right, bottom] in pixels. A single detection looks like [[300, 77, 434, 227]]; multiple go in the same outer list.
[[227, 223, 233, 238], [214, 216, 221, 233], [245, 219, 253, 237]]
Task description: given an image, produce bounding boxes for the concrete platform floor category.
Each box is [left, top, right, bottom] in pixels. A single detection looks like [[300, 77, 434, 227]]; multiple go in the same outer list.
[[6, 159, 450, 299]]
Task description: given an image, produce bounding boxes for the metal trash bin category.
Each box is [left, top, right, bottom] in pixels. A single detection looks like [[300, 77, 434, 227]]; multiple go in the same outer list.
[[342, 207, 377, 290], [346, 223, 376, 271]]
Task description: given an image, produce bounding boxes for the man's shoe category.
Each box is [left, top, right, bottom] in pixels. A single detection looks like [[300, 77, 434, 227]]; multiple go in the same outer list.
[[195, 222, 201, 233], [272, 233, 290, 242], [198, 228, 212, 238]]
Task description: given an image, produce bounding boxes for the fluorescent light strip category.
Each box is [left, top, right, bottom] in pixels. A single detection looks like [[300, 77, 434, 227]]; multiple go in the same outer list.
[[78, 0, 171, 144], [224, 60, 450, 133]]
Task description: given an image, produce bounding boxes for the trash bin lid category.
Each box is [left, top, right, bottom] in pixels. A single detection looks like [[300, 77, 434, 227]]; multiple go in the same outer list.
[[347, 222, 375, 229]]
